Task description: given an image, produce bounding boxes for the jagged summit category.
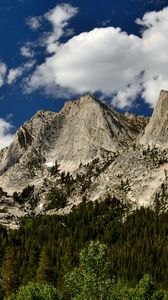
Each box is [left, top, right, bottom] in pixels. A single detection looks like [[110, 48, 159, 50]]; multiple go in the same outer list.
[[62, 94, 110, 113], [62, 94, 98, 111], [0, 94, 147, 193], [140, 89, 168, 147], [1, 92, 168, 228]]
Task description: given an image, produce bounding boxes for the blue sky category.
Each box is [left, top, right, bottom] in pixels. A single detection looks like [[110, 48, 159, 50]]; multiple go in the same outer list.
[[0, 0, 168, 148]]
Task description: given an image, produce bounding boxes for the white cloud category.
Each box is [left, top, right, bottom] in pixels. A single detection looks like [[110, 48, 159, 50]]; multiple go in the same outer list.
[[7, 60, 35, 85], [26, 16, 42, 31], [25, 4, 78, 54], [26, 6, 168, 108], [113, 81, 142, 108], [137, 7, 168, 105], [0, 62, 7, 87], [7, 67, 24, 85], [20, 45, 35, 58], [0, 119, 14, 149], [28, 27, 142, 94], [44, 3, 78, 53], [64, 28, 75, 37]]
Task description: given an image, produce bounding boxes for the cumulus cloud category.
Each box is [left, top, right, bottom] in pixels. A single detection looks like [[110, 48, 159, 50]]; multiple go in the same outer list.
[[26, 16, 42, 31], [7, 60, 35, 85], [113, 81, 143, 108], [25, 4, 78, 54], [0, 62, 7, 87], [7, 67, 24, 85], [0, 119, 14, 149], [26, 6, 168, 108], [20, 45, 35, 58], [44, 3, 78, 53], [137, 7, 168, 105], [28, 28, 142, 96]]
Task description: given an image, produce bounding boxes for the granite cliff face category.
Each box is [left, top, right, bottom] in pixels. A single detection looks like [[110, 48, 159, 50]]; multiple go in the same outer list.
[[140, 90, 168, 147], [0, 94, 148, 194], [1, 91, 168, 228]]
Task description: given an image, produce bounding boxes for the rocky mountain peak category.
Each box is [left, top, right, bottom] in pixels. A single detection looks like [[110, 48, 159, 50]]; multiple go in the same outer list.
[[1, 92, 167, 228], [62, 94, 101, 112], [0, 94, 148, 194], [140, 89, 168, 147]]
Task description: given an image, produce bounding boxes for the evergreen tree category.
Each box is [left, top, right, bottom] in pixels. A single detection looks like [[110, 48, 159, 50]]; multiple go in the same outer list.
[[1, 247, 19, 296], [36, 248, 51, 283], [65, 241, 112, 300]]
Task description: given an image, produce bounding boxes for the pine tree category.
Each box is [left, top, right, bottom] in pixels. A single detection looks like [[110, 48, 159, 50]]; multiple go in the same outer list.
[[36, 248, 51, 283], [1, 247, 19, 295]]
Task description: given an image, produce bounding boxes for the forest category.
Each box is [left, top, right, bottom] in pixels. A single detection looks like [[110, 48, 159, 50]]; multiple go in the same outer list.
[[0, 195, 167, 299]]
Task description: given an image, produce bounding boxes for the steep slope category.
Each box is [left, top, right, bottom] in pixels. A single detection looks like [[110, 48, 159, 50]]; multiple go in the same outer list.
[[77, 91, 168, 209], [80, 146, 168, 208], [0, 95, 147, 194], [140, 90, 168, 147]]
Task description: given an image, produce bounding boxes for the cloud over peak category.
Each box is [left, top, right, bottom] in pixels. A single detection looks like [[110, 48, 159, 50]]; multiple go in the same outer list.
[[26, 6, 168, 108], [28, 27, 142, 97], [1, 3, 168, 109]]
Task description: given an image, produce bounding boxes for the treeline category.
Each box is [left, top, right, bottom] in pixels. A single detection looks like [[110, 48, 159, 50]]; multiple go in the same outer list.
[[0, 196, 167, 298], [4, 241, 168, 299]]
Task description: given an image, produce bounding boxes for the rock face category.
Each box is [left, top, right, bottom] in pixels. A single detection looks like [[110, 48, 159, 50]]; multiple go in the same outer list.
[[140, 90, 168, 147], [3, 91, 168, 229], [0, 95, 148, 194]]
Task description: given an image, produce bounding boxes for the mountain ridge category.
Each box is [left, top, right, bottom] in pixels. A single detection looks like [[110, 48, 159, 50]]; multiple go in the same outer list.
[[0, 94, 148, 192], [140, 89, 168, 147], [0, 91, 167, 228]]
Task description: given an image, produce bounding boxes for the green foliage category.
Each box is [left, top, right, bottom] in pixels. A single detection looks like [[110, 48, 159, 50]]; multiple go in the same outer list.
[[46, 188, 68, 210], [74, 158, 114, 194], [66, 243, 166, 300], [65, 241, 112, 299], [109, 276, 166, 300], [36, 247, 52, 283], [0, 199, 167, 298], [154, 183, 168, 213], [142, 147, 168, 167], [13, 185, 38, 209], [50, 161, 60, 177], [134, 274, 155, 299], [46, 167, 76, 210], [1, 247, 19, 295], [4, 282, 62, 300]]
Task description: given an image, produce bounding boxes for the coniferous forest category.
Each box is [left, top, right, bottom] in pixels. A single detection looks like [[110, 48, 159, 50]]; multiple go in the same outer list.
[[0, 196, 167, 299]]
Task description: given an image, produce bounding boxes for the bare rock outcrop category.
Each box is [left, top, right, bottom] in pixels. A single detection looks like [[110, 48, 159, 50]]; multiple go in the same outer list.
[[139, 90, 168, 148], [0, 95, 148, 194]]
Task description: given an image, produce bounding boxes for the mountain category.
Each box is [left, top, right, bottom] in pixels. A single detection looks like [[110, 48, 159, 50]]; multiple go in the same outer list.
[[0, 93, 167, 300], [0, 94, 147, 194], [140, 90, 168, 147], [82, 90, 168, 208], [1, 91, 168, 228]]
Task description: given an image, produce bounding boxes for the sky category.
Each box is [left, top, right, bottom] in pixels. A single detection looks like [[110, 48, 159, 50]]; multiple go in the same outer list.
[[0, 0, 168, 148]]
